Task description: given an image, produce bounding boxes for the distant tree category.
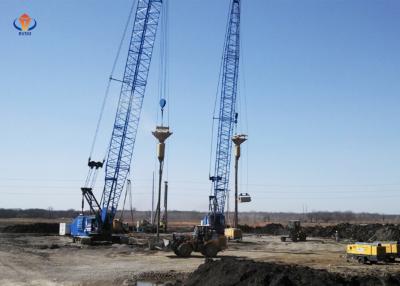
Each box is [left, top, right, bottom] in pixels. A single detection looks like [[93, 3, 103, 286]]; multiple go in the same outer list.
[[48, 207, 53, 218]]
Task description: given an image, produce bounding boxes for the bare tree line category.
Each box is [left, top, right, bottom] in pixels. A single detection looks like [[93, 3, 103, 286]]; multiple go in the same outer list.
[[1, 208, 399, 225]]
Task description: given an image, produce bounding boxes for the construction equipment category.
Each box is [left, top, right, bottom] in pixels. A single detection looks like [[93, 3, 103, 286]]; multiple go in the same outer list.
[[379, 242, 400, 262], [171, 225, 227, 257], [161, 180, 168, 232], [206, 0, 241, 235], [136, 219, 156, 233], [224, 135, 248, 242], [112, 218, 129, 234], [346, 242, 386, 264], [224, 227, 242, 241], [70, 0, 163, 242], [171, 0, 241, 257], [280, 220, 307, 242], [238, 193, 251, 203], [232, 134, 247, 231], [152, 123, 172, 240]]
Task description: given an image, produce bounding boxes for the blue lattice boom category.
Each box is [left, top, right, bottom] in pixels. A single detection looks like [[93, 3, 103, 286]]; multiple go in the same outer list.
[[210, 0, 241, 230], [101, 0, 163, 224]]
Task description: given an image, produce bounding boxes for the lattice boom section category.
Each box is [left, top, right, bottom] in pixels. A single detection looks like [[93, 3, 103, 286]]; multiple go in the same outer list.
[[102, 0, 162, 219], [212, 0, 241, 215]]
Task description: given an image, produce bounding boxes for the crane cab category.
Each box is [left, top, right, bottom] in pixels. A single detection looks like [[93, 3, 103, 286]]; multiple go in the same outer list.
[[70, 214, 97, 237], [238, 193, 251, 203]]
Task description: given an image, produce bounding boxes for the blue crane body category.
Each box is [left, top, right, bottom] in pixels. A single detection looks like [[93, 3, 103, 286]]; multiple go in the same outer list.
[[70, 0, 163, 238], [207, 0, 241, 234]]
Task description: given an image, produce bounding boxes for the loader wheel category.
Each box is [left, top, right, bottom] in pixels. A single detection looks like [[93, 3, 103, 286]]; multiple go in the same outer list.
[[357, 257, 366, 264], [203, 244, 218, 258], [292, 237, 298, 242], [176, 243, 192, 257]]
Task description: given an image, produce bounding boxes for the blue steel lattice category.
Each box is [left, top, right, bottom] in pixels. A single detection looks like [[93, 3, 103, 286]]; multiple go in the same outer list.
[[101, 0, 162, 222], [211, 0, 241, 216]]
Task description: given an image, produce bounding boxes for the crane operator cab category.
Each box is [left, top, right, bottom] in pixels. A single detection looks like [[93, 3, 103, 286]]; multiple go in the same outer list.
[[70, 214, 99, 240]]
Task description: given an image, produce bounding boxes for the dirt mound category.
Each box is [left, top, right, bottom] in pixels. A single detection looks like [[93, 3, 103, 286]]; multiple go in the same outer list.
[[241, 223, 400, 241], [184, 259, 400, 286], [2, 223, 59, 234], [258, 223, 285, 235], [304, 223, 400, 241], [239, 223, 285, 235]]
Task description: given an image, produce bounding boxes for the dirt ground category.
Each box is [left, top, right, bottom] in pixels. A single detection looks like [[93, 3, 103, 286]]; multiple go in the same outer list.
[[2, 228, 400, 286]]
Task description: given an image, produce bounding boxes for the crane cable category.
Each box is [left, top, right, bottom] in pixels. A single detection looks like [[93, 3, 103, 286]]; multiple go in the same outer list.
[[88, 0, 137, 161], [120, 178, 129, 220], [82, 0, 137, 210], [152, 0, 169, 212], [237, 8, 249, 196], [208, 2, 233, 196], [160, 1, 170, 180]]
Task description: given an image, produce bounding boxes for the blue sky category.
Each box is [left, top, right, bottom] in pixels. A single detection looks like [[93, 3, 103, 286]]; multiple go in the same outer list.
[[0, 0, 400, 214]]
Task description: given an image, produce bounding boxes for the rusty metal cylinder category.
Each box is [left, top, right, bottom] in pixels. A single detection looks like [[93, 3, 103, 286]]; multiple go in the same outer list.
[[234, 145, 241, 159], [157, 142, 165, 162]]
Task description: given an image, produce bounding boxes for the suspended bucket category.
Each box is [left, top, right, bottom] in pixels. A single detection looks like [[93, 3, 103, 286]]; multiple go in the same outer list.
[[238, 193, 251, 203]]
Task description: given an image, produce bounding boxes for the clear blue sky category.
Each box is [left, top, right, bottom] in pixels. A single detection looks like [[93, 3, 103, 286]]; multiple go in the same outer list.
[[1, 0, 400, 214]]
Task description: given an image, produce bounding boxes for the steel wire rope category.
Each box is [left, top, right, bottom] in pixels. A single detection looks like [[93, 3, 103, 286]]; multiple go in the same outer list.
[[81, 0, 137, 211], [150, 1, 168, 221], [120, 178, 129, 220], [165, 0, 170, 181], [238, 9, 250, 196], [160, 1, 170, 181], [208, 3, 231, 196], [89, 0, 137, 161]]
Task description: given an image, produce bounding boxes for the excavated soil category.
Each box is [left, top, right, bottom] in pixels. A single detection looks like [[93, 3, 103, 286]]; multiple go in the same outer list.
[[128, 271, 187, 285], [240, 223, 400, 241], [184, 258, 400, 286], [5, 222, 400, 241], [1, 223, 59, 234], [303, 223, 400, 241], [240, 223, 285, 235]]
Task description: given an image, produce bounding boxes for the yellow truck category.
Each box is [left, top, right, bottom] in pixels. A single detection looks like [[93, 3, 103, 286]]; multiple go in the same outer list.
[[346, 243, 386, 264], [380, 242, 400, 262]]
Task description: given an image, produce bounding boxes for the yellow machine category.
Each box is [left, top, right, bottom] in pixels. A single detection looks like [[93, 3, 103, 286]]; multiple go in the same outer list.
[[380, 242, 400, 262], [346, 243, 386, 264], [225, 227, 242, 241], [171, 225, 227, 257]]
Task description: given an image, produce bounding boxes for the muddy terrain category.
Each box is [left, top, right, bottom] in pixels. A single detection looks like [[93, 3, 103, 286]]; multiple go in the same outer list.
[[185, 259, 400, 286], [1, 222, 400, 285], [240, 223, 400, 242]]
